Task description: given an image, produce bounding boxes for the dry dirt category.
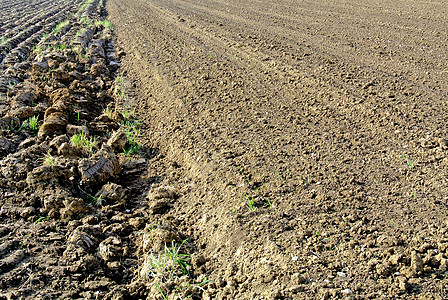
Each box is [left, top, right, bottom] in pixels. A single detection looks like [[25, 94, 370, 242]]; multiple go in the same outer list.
[[105, 0, 448, 298], [0, 0, 448, 299]]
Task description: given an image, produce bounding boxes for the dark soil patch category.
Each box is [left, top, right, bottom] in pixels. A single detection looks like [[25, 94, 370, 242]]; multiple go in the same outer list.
[[105, 0, 448, 298]]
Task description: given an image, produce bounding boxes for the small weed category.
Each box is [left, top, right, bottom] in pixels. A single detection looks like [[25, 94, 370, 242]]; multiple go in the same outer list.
[[172, 277, 212, 298], [144, 220, 163, 245], [104, 106, 114, 119], [78, 0, 94, 13], [0, 37, 7, 44], [115, 74, 125, 84], [114, 75, 128, 101], [35, 216, 49, 224], [71, 132, 97, 154], [76, 28, 86, 36], [146, 239, 190, 282], [80, 53, 90, 60], [155, 282, 168, 300], [32, 45, 44, 53], [243, 193, 256, 211], [122, 119, 141, 155], [27, 116, 39, 131], [117, 89, 127, 100], [123, 122, 140, 142], [9, 120, 25, 132], [88, 194, 104, 207], [121, 106, 135, 119], [80, 17, 92, 25], [40, 152, 55, 165], [265, 197, 274, 209], [53, 20, 69, 35], [51, 43, 67, 51], [39, 74, 50, 82], [124, 143, 141, 155], [7, 81, 17, 91], [102, 129, 110, 138], [405, 155, 414, 170], [95, 19, 114, 31]]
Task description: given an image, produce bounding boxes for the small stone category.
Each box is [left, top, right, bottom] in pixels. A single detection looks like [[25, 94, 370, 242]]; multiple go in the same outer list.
[[0, 205, 35, 218], [112, 111, 124, 123], [341, 288, 353, 295], [291, 273, 306, 284], [106, 261, 121, 270], [147, 185, 178, 200], [18, 137, 37, 150], [107, 130, 128, 152], [84, 278, 113, 290], [95, 114, 112, 123], [376, 262, 393, 276], [58, 142, 74, 156], [91, 62, 109, 77], [438, 138, 448, 150], [389, 253, 403, 265], [51, 68, 70, 83], [67, 124, 89, 136], [395, 276, 409, 291], [31, 61, 49, 74], [61, 198, 91, 219], [96, 183, 126, 204], [142, 225, 179, 252], [0, 137, 16, 156], [99, 236, 122, 261], [129, 217, 144, 228], [50, 134, 69, 149], [69, 70, 83, 80], [410, 251, 424, 275], [26, 165, 71, 185], [439, 258, 447, 272]]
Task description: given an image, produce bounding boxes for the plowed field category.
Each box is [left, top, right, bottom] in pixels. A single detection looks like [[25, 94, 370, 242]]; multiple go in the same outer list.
[[0, 0, 447, 299], [106, 0, 448, 298]]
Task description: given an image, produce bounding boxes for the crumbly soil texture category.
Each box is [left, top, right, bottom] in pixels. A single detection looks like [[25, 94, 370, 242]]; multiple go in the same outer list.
[[0, 0, 162, 299], [1, 0, 448, 299]]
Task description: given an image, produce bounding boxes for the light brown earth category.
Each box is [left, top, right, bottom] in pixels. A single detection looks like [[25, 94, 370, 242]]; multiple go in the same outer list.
[[106, 0, 448, 298], [0, 0, 447, 299]]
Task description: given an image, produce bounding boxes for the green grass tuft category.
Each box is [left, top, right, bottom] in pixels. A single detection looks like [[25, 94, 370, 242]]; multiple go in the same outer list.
[[71, 132, 97, 154]]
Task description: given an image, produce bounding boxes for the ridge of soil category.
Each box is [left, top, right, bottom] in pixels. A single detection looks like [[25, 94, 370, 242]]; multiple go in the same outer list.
[[105, 0, 448, 298]]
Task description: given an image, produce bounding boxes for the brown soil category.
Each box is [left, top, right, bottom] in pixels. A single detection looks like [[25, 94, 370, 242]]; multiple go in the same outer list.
[[105, 0, 448, 298], [0, 0, 155, 299], [0, 0, 447, 299]]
